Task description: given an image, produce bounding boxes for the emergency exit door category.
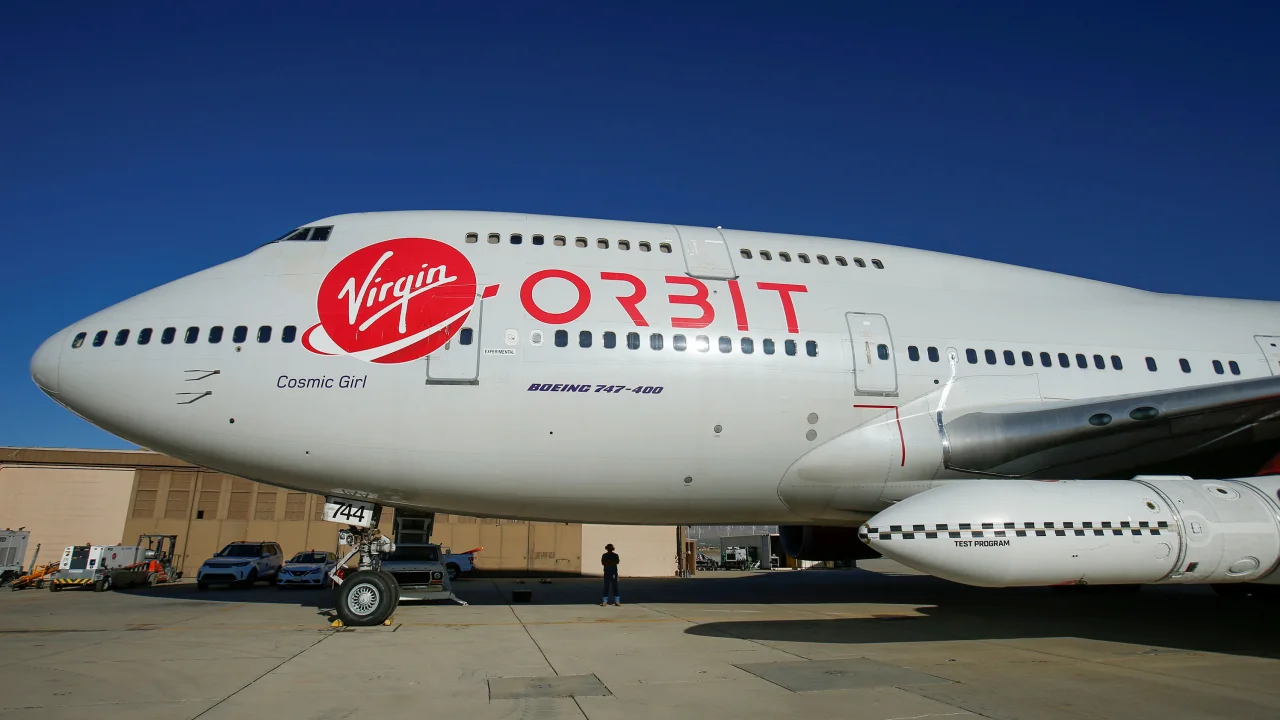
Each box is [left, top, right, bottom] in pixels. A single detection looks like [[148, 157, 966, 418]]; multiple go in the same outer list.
[[426, 298, 482, 385], [673, 225, 737, 280], [1256, 336, 1280, 375], [846, 312, 898, 396]]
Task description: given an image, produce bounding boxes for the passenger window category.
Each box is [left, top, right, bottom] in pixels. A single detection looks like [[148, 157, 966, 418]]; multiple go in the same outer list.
[[1093, 354, 1104, 370], [785, 339, 797, 356], [281, 326, 297, 343], [1146, 357, 1157, 372], [579, 331, 591, 348], [1213, 359, 1224, 375], [627, 332, 640, 350], [966, 348, 977, 364], [184, 327, 199, 344], [72, 332, 86, 349], [138, 329, 154, 345], [1040, 351, 1051, 367], [532, 234, 545, 246], [575, 237, 588, 248], [310, 227, 331, 242], [835, 256, 847, 266], [763, 338, 775, 354], [639, 241, 651, 252], [1022, 351, 1033, 366], [1004, 350, 1015, 366], [1075, 353, 1087, 369], [650, 333, 664, 350], [806, 340, 818, 357], [618, 239, 630, 250], [1179, 358, 1191, 373], [908, 346, 920, 361], [779, 252, 791, 262], [673, 334, 687, 351], [114, 329, 130, 346], [719, 336, 732, 353], [741, 337, 754, 354], [510, 233, 522, 245], [1111, 355, 1122, 370], [460, 328, 474, 345], [659, 243, 672, 253], [488, 233, 500, 244], [760, 250, 772, 260], [555, 330, 568, 347], [257, 326, 272, 343], [597, 238, 609, 249], [927, 346, 939, 362], [985, 349, 996, 365], [798, 253, 810, 263], [554, 235, 567, 247], [603, 331, 616, 349], [465, 233, 478, 244], [161, 327, 176, 345], [854, 258, 866, 268], [233, 326, 248, 344], [740, 249, 752, 259], [1058, 352, 1070, 368], [208, 326, 223, 343], [93, 330, 107, 347], [695, 335, 710, 352], [1230, 360, 1241, 375]]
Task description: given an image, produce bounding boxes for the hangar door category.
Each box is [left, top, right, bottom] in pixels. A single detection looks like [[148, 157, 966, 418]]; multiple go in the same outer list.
[[846, 312, 898, 396], [673, 225, 737, 280]]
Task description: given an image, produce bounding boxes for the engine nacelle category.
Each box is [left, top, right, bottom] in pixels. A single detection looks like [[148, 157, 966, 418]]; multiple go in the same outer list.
[[860, 476, 1280, 587], [779, 525, 880, 561]]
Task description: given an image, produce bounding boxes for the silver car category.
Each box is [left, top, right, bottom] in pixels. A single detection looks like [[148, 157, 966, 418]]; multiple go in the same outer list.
[[277, 550, 339, 588]]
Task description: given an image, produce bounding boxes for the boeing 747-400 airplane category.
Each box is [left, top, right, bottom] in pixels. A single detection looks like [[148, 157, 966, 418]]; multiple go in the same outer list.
[[30, 211, 1280, 624]]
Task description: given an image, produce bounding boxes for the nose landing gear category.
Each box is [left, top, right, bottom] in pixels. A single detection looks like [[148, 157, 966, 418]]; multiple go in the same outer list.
[[328, 514, 400, 627]]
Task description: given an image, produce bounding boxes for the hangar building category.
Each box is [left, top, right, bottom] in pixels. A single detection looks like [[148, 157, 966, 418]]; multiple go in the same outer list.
[[0, 447, 677, 578]]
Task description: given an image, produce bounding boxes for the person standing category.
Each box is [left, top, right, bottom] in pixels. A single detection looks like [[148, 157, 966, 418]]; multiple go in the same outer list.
[[600, 543, 620, 606]]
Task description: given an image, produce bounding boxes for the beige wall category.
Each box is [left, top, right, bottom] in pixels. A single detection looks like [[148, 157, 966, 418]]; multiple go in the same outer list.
[[580, 525, 677, 577], [0, 465, 133, 567], [431, 516, 584, 573]]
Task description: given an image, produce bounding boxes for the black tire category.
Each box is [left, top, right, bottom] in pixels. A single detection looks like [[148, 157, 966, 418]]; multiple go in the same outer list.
[[49, 582, 59, 593], [446, 563, 460, 581], [197, 581, 208, 591], [93, 577, 109, 593], [336, 570, 396, 627], [379, 570, 400, 615], [241, 569, 258, 588]]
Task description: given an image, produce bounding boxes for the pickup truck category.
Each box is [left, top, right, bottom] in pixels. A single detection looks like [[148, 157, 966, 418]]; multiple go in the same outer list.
[[378, 543, 457, 601], [441, 547, 480, 580]]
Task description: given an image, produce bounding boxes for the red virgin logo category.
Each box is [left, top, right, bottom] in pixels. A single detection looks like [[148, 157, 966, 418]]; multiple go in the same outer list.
[[302, 238, 477, 364]]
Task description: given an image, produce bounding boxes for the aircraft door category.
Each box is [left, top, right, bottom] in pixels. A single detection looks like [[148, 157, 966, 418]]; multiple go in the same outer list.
[[846, 312, 898, 396], [426, 297, 482, 385], [673, 225, 737, 280], [1255, 336, 1280, 375]]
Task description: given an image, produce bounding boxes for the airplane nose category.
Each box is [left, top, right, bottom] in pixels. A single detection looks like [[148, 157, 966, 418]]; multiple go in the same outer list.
[[30, 330, 65, 395]]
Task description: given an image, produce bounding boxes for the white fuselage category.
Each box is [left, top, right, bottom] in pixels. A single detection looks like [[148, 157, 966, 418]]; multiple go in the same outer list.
[[30, 211, 1280, 525]]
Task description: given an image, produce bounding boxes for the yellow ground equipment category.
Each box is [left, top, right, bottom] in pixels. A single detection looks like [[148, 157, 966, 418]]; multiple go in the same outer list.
[[10, 561, 59, 591]]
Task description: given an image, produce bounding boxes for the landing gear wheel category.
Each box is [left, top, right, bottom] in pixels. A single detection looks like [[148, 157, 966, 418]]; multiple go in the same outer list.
[[379, 570, 400, 615], [336, 570, 396, 627]]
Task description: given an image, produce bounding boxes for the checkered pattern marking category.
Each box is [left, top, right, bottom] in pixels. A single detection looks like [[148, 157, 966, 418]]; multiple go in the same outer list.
[[861, 520, 1170, 540]]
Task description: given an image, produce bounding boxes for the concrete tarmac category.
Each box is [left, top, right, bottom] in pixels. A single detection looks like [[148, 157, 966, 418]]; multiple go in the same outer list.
[[3, 559, 1280, 719]]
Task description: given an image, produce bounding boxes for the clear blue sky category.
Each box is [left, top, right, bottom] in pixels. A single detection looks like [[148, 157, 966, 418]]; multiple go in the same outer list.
[[2, 2, 1278, 449]]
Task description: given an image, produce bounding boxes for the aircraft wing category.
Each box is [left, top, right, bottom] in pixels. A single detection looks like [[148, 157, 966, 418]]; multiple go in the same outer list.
[[940, 375, 1280, 480]]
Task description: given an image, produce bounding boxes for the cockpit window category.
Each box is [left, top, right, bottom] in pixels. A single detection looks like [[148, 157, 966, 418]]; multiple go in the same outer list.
[[271, 226, 333, 243], [72, 332, 86, 349]]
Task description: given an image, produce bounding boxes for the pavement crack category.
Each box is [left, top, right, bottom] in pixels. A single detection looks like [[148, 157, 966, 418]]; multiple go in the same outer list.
[[189, 627, 331, 719]]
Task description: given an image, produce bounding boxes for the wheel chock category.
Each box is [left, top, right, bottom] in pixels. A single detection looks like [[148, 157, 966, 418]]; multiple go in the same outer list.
[[383, 616, 394, 626], [330, 618, 344, 628]]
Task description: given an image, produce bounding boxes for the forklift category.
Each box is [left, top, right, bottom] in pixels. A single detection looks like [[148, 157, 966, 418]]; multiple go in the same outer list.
[[108, 535, 182, 588]]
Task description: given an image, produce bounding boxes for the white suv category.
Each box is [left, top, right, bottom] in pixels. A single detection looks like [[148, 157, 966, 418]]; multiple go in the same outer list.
[[197, 542, 283, 590]]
